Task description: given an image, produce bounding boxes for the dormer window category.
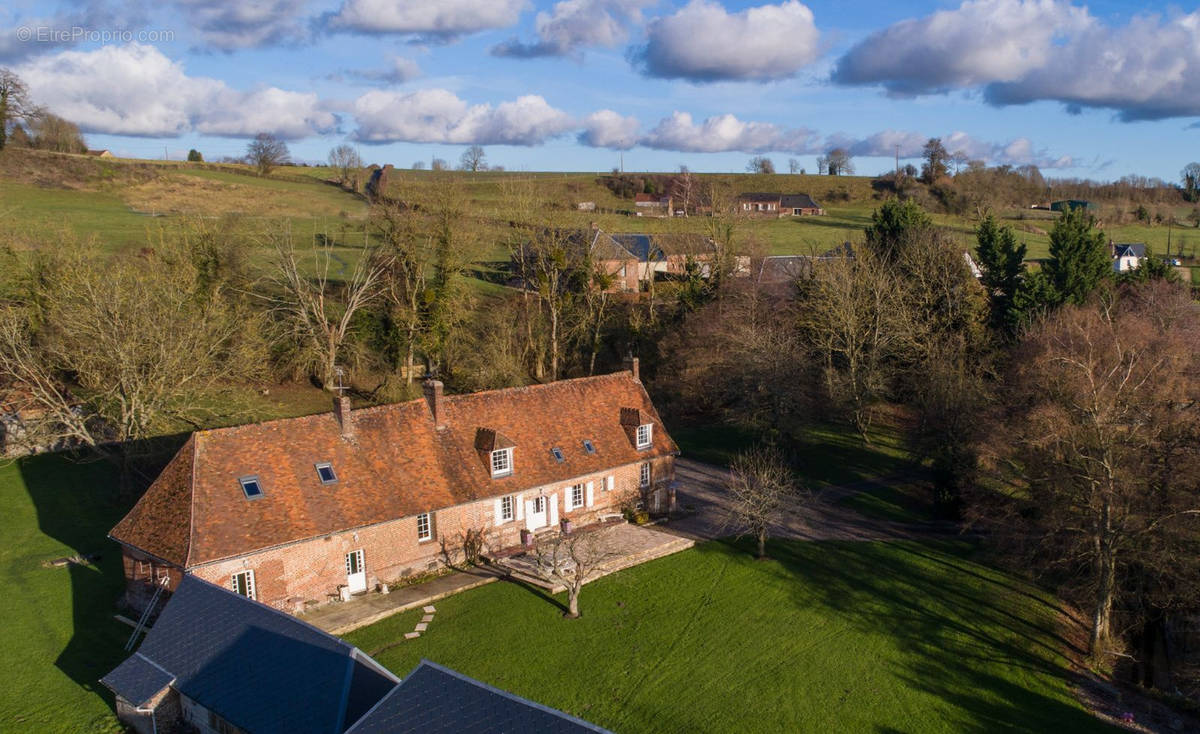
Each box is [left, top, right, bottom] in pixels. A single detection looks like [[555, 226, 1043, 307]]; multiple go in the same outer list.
[[551, 447, 565, 463], [239, 476, 263, 499], [315, 462, 337, 484], [491, 447, 513, 477], [636, 424, 653, 449]]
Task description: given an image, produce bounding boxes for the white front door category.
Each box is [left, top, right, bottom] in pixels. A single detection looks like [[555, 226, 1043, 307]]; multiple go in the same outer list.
[[526, 496, 548, 531], [345, 550, 366, 594]]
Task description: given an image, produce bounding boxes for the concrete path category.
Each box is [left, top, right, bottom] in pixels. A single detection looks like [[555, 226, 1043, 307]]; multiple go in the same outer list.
[[301, 566, 502, 635], [664, 458, 959, 543]]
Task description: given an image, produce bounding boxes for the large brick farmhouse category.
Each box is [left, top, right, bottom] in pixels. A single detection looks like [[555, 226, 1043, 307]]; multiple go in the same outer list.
[[110, 365, 679, 614]]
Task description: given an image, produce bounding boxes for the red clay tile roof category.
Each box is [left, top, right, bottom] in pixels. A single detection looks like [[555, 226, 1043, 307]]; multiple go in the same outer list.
[[110, 372, 677, 567]]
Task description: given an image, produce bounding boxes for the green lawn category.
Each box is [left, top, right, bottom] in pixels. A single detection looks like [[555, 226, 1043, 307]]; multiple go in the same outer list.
[[0, 455, 130, 733], [669, 418, 914, 488], [345, 539, 1113, 733]]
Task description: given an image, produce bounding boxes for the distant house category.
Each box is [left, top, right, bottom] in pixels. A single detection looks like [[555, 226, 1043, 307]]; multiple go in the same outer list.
[[611, 232, 717, 281], [780, 193, 825, 216], [103, 576, 610, 734], [584, 228, 641, 292], [110, 371, 678, 615], [1113, 243, 1147, 273], [85, 149, 115, 158], [633, 193, 672, 216], [1050, 199, 1096, 213], [738, 192, 825, 217]]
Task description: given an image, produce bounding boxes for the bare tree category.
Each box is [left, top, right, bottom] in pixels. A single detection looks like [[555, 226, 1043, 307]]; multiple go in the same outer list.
[[746, 156, 776, 175], [246, 133, 290, 176], [0, 237, 264, 483], [0, 68, 40, 151], [459, 145, 487, 172], [530, 528, 620, 618], [264, 231, 388, 390], [796, 247, 905, 436], [327, 144, 362, 185], [724, 446, 800, 559], [29, 113, 85, 153], [988, 284, 1200, 656], [430, 158, 448, 171], [411, 160, 426, 170], [826, 148, 853, 176]]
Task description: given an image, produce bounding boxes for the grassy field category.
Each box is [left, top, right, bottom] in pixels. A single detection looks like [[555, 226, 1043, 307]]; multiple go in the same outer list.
[[0, 455, 129, 733], [4, 149, 1190, 265], [345, 539, 1113, 733], [669, 418, 914, 488]]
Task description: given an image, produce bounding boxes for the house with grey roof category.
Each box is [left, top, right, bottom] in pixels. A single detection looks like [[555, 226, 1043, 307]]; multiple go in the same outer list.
[[1113, 243, 1147, 273]]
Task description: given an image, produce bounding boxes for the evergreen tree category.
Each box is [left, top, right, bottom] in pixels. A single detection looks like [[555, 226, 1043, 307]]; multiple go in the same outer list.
[[1010, 270, 1058, 328], [864, 198, 931, 262], [1043, 207, 1110, 305], [974, 214, 1027, 333]]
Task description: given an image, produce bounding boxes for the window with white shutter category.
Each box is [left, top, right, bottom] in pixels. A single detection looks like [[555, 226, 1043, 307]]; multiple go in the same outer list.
[[569, 484, 584, 510], [585, 481, 594, 507]]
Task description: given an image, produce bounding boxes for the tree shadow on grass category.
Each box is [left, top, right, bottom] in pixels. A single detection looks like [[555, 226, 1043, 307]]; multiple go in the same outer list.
[[497, 575, 570, 616], [716, 538, 1119, 733], [17, 438, 184, 720]]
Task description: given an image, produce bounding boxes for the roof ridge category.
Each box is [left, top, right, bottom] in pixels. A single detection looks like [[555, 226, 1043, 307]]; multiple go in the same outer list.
[[185, 435, 198, 568]]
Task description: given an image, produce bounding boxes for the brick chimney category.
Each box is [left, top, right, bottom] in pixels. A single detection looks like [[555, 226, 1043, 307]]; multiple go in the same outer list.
[[334, 395, 354, 439], [424, 379, 446, 430], [626, 356, 640, 381]]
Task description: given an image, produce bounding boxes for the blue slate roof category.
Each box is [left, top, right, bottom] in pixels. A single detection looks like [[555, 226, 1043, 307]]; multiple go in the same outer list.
[[611, 233, 656, 262], [1114, 243, 1146, 258], [101, 576, 397, 734], [101, 653, 175, 707], [347, 660, 611, 734]]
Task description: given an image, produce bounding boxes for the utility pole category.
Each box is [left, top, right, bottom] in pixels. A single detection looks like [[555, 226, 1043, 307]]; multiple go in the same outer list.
[[894, 144, 899, 177]]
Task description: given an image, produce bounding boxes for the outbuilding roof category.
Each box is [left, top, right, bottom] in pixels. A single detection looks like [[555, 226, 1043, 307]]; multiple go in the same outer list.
[[101, 576, 397, 734], [111, 372, 678, 567], [347, 660, 610, 734]]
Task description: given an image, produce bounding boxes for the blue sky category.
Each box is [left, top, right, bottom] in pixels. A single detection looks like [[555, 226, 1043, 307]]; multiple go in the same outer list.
[[3, 0, 1199, 181]]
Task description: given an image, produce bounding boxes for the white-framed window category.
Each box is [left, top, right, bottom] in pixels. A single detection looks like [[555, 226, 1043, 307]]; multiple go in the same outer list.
[[636, 423, 653, 449], [417, 512, 432, 541], [231, 570, 255, 600], [532, 496, 546, 514], [570, 483, 584, 510], [500, 495, 515, 522], [491, 448, 513, 477], [640, 461, 652, 488]]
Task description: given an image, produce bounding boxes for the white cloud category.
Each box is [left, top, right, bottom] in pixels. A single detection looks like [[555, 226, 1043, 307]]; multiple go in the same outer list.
[[578, 110, 640, 149], [829, 129, 1073, 169], [326, 0, 527, 39], [633, 0, 821, 82], [16, 43, 336, 138], [351, 89, 574, 145], [639, 111, 818, 153], [492, 0, 651, 58], [343, 56, 421, 85], [175, 0, 311, 50], [834, 1, 1200, 121]]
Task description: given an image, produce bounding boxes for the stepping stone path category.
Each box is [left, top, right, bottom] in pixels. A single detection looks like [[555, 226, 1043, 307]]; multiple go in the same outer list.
[[403, 605, 437, 640]]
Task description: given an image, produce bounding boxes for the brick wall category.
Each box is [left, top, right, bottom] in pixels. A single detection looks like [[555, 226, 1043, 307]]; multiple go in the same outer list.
[[186, 456, 674, 611]]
